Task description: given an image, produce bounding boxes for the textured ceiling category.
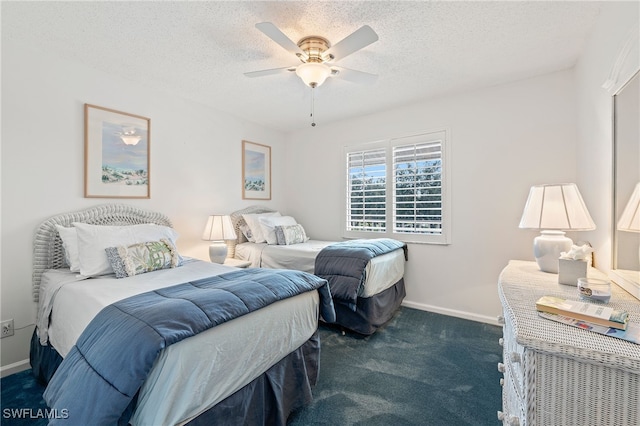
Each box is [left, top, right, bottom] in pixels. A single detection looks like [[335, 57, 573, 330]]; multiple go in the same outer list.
[[2, 1, 603, 132]]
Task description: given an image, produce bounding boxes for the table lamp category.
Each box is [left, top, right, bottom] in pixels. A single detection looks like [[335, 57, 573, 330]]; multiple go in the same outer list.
[[519, 183, 595, 273], [202, 215, 237, 263], [617, 182, 640, 265]]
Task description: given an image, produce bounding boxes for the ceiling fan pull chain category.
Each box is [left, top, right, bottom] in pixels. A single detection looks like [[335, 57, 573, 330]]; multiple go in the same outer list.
[[310, 87, 316, 127]]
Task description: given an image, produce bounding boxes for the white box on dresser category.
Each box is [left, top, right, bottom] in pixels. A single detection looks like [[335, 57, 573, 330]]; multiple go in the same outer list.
[[497, 260, 640, 426]]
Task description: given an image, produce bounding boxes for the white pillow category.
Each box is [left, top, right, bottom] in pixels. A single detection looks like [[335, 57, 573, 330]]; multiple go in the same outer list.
[[242, 212, 280, 243], [259, 215, 297, 245], [55, 225, 81, 272], [73, 222, 180, 277]]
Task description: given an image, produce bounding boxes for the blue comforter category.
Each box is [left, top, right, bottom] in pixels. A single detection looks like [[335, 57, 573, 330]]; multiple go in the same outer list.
[[43, 268, 334, 425], [314, 238, 407, 310]]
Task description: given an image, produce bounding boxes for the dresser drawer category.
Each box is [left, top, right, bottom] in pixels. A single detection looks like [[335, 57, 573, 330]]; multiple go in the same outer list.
[[500, 366, 525, 426], [502, 314, 526, 400]]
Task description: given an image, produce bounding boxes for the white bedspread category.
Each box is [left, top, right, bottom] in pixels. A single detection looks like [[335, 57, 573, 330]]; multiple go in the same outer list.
[[236, 240, 331, 272], [235, 240, 405, 297], [37, 259, 319, 425]]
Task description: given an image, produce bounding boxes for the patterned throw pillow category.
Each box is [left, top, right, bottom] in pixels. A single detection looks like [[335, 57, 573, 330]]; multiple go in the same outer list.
[[105, 238, 180, 278], [275, 224, 309, 245], [239, 223, 254, 242]]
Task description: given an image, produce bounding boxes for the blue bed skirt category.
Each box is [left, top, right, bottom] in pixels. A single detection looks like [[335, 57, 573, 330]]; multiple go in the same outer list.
[[30, 330, 320, 426], [331, 278, 406, 335]]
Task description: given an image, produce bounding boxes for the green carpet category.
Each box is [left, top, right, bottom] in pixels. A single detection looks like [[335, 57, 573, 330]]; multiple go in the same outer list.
[[1, 307, 502, 425]]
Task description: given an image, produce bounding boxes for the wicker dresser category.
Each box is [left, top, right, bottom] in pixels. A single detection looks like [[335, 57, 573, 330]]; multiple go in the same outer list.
[[497, 260, 640, 426]]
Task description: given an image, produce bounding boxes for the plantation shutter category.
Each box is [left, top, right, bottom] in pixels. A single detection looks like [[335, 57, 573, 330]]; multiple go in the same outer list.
[[392, 139, 443, 235], [346, 148, 386, 232], [344, 130, 449, 244]]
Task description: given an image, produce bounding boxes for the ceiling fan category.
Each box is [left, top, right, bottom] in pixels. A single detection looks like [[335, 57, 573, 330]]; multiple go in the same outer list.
[[245, 22, 379, 88]]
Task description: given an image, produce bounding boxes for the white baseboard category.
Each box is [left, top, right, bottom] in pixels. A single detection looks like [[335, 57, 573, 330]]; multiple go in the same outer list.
[[0, 359, 30, 378], [401, 301, 501, 326]]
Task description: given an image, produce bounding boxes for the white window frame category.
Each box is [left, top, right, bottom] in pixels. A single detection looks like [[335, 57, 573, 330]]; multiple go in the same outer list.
[[343, 130, 451, 245]]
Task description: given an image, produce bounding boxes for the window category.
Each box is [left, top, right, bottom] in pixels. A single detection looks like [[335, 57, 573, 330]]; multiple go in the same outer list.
[[346, 147, 386, 232], [344, 130, 450, 244]]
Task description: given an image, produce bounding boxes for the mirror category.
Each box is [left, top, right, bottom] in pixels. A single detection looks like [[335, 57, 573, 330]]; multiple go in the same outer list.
[[612, 70, 640, 299]]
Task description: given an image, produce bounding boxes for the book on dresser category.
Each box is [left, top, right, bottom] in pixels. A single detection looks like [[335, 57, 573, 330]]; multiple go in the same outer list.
[[535, 295, 629, 330], [538, 311, 640, 344]]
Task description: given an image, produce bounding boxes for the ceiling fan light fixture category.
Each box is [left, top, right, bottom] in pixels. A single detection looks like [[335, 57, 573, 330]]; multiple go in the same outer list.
[[296, 62, 331, 88]]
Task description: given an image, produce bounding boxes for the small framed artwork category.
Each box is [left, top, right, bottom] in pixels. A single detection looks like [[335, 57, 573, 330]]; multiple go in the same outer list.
[[84, 104, 150, 198], [242, 140, 271, 200]]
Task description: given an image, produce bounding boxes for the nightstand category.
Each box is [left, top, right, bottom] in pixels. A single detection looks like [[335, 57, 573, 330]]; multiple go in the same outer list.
[[223, 258, 251, 268], [497, 260, 640, 426]]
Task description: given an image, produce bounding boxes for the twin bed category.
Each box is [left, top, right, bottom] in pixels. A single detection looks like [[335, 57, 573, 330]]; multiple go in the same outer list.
[[31, 204, 333, 425], [229, 206, 407, 336], [30, 204, 407, 425]]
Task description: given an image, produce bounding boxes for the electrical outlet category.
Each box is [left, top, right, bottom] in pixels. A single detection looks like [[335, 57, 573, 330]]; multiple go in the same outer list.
[[1, 320, 14, 338]]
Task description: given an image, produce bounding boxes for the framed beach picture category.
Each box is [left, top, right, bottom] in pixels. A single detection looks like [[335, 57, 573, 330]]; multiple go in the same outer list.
[[242, 140, 271, 200], [84, 104, 150, 198]]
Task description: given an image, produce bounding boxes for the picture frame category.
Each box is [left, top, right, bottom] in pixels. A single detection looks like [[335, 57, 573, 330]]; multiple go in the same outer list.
[[84, 104, 150, 198], [242, 140, 271, 200]]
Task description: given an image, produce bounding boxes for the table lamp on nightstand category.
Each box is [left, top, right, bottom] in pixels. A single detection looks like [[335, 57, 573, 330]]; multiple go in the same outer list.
[[519, 183, 595, 273], [202, 214, 237, 263]]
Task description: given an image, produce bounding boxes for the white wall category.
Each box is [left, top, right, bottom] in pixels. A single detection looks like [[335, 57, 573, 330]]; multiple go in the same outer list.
[[575, 1, 640, 274], [1, 42, 287, 369], [284, 70, 579, 323]]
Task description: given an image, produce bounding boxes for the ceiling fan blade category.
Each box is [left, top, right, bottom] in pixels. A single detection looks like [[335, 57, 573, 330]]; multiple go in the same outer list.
[[325, 25, 378, 62], [331, 66, 378, 84], [244, 66, 297, 78], [255, 22, 305, 58]]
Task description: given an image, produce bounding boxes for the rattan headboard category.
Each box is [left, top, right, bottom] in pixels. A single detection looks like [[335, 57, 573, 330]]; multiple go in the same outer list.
[[228, 205, 277, 258], [32, 204, 172, 302]]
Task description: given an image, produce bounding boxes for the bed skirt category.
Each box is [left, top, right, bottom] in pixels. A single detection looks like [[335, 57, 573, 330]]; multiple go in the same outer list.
[[332, 278, 406, 335], [30, 330, 320, 426]]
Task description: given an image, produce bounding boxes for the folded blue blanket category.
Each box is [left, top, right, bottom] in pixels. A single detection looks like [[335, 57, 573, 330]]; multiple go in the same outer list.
[[314, 238, 407, 310], [43, 268, 334, 425]]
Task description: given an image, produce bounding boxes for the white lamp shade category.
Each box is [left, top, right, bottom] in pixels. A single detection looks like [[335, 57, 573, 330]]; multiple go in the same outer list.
[[202, 215, 237, 241], [296, 62, 331, 87], [618, 182, 640, 232], [519, 183, 595, 273], [519, 183, 595, 231]]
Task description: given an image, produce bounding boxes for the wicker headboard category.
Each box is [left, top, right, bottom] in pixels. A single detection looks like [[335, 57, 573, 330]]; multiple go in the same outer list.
[[228, 205, 277, 258], [32, 204, 172, 302]]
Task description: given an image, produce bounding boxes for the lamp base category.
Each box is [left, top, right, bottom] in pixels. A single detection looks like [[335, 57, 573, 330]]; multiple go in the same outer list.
[[209, 242, 228, 263], [533, 230, 573, 273]]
